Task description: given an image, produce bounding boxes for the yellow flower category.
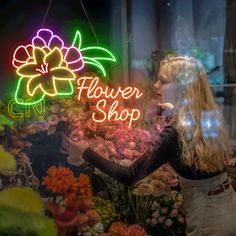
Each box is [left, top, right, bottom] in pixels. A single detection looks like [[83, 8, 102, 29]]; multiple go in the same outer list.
[[17, 47, 75, 97], [0, 145, 16, 176]]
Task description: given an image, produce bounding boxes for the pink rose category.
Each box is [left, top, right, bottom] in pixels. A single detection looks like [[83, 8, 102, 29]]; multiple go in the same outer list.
[[177, 216, 185, 224], [165, 219, 173, 227], [158, 216, 165, 223], [150, 218, 158, 226], [160, 207, 168, 214], [152, 211, 160, 219], [170, 209, 178, 217]]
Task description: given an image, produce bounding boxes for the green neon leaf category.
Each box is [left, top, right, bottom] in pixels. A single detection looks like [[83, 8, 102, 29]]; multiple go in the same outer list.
[[83, 57, 107, 77], [72, 30, 82, 49], [56, 80, 74, 96], [14, 77, 45, 106], [80, 46, 116, 62]]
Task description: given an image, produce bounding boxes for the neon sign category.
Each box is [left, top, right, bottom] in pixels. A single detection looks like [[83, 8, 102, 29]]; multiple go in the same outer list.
[[8, 100, 45, 119], [12, 28, 116, 106], [77, 77, 143, 128], [11, 28, 143, 127]]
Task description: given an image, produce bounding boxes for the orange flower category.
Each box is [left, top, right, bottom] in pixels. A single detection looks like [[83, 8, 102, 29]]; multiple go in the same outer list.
[[42, 167, 92, 204], [77, 173, 92, 198], [42, 166, 79, 203]]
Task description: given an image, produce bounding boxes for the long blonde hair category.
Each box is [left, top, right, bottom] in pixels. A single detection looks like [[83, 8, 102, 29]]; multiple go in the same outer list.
[[160, 55, 230, 172]]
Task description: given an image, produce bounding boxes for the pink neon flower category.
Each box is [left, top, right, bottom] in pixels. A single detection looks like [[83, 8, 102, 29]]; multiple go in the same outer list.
[[12, 45, 34, 68], [62, 46, 84, 72]]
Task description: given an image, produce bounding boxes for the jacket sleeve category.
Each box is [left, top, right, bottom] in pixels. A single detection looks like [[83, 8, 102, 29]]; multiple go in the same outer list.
[[82, 126, 177, 185]]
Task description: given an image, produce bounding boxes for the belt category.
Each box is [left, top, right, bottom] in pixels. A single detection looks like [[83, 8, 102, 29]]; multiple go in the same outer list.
[[208, 180, 230, 196]]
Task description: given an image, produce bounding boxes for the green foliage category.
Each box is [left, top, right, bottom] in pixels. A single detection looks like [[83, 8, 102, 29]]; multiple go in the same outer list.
[[0, 206, 57, 236], [0, 187, 44, 214]]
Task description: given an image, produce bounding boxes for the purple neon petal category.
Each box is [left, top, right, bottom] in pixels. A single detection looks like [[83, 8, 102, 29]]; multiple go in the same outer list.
[[48, 36, 64, 49], [32, 36, 46, 47], [37, 29, 53, 44]]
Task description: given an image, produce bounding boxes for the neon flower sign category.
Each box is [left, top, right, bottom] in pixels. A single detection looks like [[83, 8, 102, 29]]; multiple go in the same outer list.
[[77, 77, 143, 128], [12, 28, 116, 105]]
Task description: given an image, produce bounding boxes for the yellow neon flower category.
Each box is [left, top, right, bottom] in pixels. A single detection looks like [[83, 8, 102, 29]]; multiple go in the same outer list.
[[16, 47, 75, 97]]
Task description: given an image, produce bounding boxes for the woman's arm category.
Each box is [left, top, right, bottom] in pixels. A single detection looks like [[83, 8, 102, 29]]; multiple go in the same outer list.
[[82, 126, 177, 185]]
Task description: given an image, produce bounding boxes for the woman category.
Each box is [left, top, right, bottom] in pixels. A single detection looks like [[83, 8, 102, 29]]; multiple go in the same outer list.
[[61, 55, 236, 236]]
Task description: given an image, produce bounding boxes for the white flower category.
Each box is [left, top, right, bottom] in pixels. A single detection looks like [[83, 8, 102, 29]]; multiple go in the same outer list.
[[93, 222, 104, 233], [158, 216, 165, 223], [151, 218, 158, 226], [165, 218, 173, 227]]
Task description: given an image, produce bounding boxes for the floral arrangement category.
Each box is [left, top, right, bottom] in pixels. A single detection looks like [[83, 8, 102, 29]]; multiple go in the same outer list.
[[146, 191, 185, 236], [42, 166, 100, 236], [133, 164, 178, 196], [92, 196, 119, 229], [102, 221, 146, 236], [12, 28, 116, 105]]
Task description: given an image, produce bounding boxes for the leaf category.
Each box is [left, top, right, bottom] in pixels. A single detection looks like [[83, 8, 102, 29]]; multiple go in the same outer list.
[[83, 57, 107, 77], [80, 46, 116, 62], [14, 77, 45, 105], [0, 187, 44, 213], [0, 145, 16, 176], [72, 30, 82, 49], [56, 80, 74, 96], [0, 206, 57, 236]]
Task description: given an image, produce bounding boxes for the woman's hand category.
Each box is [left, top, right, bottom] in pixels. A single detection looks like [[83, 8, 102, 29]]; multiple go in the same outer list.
[[158, 102, 175, 117], [60, 133, 89, 166]]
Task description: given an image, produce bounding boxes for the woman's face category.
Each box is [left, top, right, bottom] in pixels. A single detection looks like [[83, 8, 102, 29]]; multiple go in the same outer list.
[[154, 71, 178, 106]]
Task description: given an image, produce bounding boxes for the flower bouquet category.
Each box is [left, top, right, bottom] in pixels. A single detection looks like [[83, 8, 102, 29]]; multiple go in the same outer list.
[[42, 166, 101, 236], [145, 191, 185, 236]]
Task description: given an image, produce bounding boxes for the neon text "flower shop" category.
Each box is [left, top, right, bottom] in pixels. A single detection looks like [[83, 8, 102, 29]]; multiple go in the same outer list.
[[77, 77, 143, 128]]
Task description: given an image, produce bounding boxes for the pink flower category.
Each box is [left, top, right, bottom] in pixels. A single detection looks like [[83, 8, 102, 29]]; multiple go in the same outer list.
[[158, 216, 165, 223], [113, 127, 152, 159], [150, 218, 158, 226], [62, 46, 84, 72], [152, 211, 160, 219], [70, 129, 84, 142], [169, 209, 178, 217], [105, 126, 117, 139], [165, 219, 173, 227], [173, 202, 181, 209], [177, 216, 185, 224], [89, 137, 116, 159], [12, 45, 33, 68], [160, 207, 168, 214]]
